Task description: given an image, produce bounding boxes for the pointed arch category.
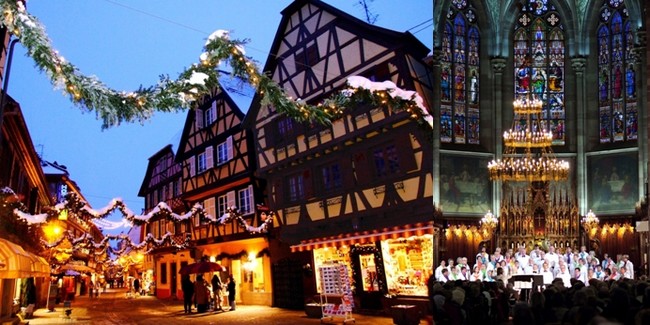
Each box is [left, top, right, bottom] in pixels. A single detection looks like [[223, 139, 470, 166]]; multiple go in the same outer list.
[[440, 1, 481, 145], [513, 0, 566, 145], [596, 0, 637, 143]]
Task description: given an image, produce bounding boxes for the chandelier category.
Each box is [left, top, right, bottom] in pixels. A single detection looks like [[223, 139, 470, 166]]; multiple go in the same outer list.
[[480, 210, 498, 229], [581, 209, 599, 239], [480, 210, 498, 240], [488, 97, 569, 182]]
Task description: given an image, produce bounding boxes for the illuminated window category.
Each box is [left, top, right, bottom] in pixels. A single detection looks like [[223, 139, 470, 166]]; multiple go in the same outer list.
[[513, 0, 566, 145], [597, 0, 636, 143], [440, 0, 480, 144]]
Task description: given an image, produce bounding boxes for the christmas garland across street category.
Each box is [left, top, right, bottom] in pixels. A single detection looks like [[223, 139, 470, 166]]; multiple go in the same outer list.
[[0, 0, 431, 129], [14, 191, 276, 234], [41, 230, 192, 256]]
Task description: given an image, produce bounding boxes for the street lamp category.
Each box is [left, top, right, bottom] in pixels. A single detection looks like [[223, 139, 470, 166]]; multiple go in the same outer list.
[[43, 222, 63, 312]]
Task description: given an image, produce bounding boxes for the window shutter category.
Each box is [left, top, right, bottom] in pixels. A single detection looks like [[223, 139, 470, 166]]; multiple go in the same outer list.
[[205, 197, 216, 220], [248, 184, 254, 209], [342, 158, 355, 188], [188, 156, 196, 177], [396, 135, 418, 173], [195, 109, 204, 129], [353, 152, 371, 184], [226, 136, 234, 161], [273, 179, 284, 206], [210, 101, 217, 123], [227, 191, 236, 210], [205, 146, 214, 169], [303, 169, 313, 199], [264, 123, 276, 148]]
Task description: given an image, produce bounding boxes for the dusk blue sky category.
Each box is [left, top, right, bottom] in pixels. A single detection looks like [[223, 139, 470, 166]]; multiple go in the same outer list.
[[9, 0, 433, 234]]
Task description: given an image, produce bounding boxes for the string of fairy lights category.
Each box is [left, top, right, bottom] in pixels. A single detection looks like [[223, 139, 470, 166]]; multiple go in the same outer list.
[[4, 187, 274, 270], [15, 191, 275, 233], [0, 0, 431, 129], [0, 0, 432, 274]]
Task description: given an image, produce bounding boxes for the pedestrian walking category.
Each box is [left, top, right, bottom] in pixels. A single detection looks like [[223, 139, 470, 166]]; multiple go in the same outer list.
[[181, 275, 194, 314], [211, 274, 223, 311], [133, 278, 141, 296], [227, 275, 236, 311]]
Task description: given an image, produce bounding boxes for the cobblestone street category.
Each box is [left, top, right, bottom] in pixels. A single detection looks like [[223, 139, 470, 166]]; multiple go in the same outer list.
[[26, 288, 399, 325]]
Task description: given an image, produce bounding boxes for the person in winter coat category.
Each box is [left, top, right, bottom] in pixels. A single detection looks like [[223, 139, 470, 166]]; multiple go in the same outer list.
[[211, 274, 223, 311], [181, 275, 194, 314], [227, 275, 236, 311], [193, 275, 211, 313]]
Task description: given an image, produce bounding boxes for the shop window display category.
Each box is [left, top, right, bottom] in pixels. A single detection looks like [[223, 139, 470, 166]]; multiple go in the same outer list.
[[381, 235, 433, 296], [313, 246, 351, 293], [359, 253, 379, 291]]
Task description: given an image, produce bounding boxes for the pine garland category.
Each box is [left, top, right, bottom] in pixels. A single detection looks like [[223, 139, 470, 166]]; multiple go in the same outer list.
[[42, 230, 192, 256], [0, 0, 431, 129], [13, 191, 274, 234]]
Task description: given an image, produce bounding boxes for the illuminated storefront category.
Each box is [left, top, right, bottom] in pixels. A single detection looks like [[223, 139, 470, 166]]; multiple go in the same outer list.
[[380, 235, 433, 297], [295, 223, 434, 302], [202, 237, 272, 306], [0, 238, 49, 321], [313, 246, 351, 293]]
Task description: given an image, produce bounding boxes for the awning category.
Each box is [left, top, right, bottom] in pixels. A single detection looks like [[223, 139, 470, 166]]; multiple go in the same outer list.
[[0, 238, 50, 279], [290, 222, 434, 252]]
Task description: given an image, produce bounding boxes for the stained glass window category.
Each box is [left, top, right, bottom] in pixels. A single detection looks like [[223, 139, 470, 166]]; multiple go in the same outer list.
[[440, 1, 479, 144], [513, 0, 565, 145], [598, 0, 636, 143]]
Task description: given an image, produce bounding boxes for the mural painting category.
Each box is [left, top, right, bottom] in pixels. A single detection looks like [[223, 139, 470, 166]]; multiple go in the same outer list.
[[440, 155, 491, 214], [588, 152, 638, 214]]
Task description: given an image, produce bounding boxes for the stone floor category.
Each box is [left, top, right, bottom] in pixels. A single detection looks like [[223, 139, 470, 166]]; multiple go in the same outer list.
[[24, 288, 404, 324]]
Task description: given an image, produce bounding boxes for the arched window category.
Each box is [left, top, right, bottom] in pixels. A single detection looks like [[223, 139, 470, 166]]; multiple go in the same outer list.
[[440, 1, 480, 144], [513, 0, 565, 145], [597, 0, 636, 143]]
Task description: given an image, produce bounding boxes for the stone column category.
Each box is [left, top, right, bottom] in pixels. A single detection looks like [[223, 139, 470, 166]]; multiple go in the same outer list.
[[634, 30, 647, 203], [571, 56, 587, 216], [431, 49, 442, 208], [490, 57, 507, 216]]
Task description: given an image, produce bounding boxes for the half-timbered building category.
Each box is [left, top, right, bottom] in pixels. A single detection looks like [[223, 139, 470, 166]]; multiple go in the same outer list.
[[137, 144, 186, 298], [42, 160, 104, 297], [246, 0, 433, 311], [174, 78, 270, 306], [0, 95, 53, 318]]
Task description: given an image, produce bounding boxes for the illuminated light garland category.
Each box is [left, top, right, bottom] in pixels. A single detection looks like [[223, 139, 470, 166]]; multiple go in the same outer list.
[[487, 157, 570, 182], [214, 248, 270, 261], [349, 245, 386, 295], [15, 192, 275, 235], [503, 129, 553, 148], [511, 98, 543, 114], [41, 230, 192, 255], [0, 0, 431, 129]]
